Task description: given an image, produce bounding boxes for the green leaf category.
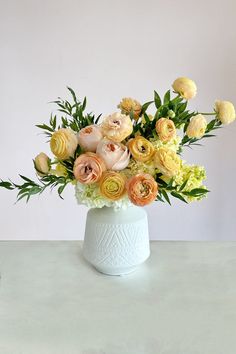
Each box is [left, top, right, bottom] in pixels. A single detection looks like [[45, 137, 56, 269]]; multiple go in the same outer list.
[[179, 179, 188, 191], [141, 101, 154, 114], [161, 189, 171, 205], [154, 91, 162, 108], [67, 86, 77, 103], [163, 90, 171, 105], [82, 97, 87, 111], [178, 101, 188, 114], [171, 191, 188, 203], [0, 180, 14, 190]]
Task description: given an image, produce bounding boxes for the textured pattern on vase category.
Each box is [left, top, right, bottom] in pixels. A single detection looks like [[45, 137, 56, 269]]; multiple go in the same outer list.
[[83, 219, 149, 267]]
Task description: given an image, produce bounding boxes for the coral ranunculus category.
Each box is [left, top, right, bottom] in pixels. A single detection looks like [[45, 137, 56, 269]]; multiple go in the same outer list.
[[156, 118, 176, 142], [99, 171, 126, 201], [172, 77, 197, 100], [186, 114, 207, 139], [77, 125, 103, 152], [118, 97, 142, 119], [129, 136, 154, 162], [101, 112, 133, 142], [96, 139, 130, 170], [126, 173, 158, 206], [73, 152, 106, 184], [215, 100, 236, 125], [50, 128, 78, 160], [154, 147, 181, 177]]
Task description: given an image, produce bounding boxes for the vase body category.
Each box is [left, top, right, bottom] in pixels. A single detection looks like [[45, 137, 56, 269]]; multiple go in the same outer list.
[[83, 206, 150, 275]]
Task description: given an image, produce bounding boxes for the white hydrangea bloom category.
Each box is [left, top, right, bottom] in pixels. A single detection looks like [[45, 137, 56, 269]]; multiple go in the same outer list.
[[75, 182, 133, 210]]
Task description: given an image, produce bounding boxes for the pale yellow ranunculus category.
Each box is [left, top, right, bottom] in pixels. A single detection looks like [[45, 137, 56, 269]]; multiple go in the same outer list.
[[156, 118, 176, 142], [34, 152, 50, 176], [215, 100, 236, 125], [186, 114, 207, 139], [129, 136, 154, 162], [50, 128, 78, 160], [99, 171, 126, 201], [172, 77, 197, 100], [154, 147, 181, 177], [118, 98, 142, 120]]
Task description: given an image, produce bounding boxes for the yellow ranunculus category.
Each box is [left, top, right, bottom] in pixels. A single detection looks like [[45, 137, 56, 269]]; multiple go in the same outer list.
[[50, 128, 78, 160], [34, 152, 50, 176], [172, 77, 197, 100], [156, 118, 176, 142], [128, 136, 154, 162], [154, 147, 181, 177], [118, 98, 142, 120], [186, 114, 207, 139], [99, 171, 126, 201], [215, 100, 236, 125]]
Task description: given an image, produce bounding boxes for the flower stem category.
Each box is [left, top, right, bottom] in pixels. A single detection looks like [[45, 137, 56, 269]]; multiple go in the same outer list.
[[199, 112, 216, 116]]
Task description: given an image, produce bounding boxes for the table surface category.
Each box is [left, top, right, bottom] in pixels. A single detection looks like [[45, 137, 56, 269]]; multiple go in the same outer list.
[[0, 241, 236, 354]]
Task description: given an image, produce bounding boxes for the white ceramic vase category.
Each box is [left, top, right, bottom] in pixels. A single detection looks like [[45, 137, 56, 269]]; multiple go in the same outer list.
[[83, 206, 150, 276]]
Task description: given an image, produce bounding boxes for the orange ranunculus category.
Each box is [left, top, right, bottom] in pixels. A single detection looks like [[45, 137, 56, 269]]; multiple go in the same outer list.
[[73, 152, 106, 184], [156, 118, 176, 142], [128, 136, 154, 162], [126, 173, 158, 206], [99, 171, 126, 201]]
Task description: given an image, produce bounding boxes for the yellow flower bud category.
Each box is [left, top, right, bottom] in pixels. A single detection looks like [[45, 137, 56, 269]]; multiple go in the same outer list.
[[34, 152, 50, 176]]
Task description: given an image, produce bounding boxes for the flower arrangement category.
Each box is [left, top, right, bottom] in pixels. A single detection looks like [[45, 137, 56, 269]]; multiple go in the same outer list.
[[0, 78, 235, 209]]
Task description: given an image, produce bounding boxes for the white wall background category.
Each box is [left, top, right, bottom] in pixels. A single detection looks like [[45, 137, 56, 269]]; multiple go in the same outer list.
[[0, 0, 235, 240]]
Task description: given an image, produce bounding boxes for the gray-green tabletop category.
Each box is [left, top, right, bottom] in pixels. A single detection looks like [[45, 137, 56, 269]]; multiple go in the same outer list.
[[0, 241, 236, 354]]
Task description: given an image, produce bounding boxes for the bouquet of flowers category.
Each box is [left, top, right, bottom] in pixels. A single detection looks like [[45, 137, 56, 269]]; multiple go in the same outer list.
[[1, 77, 235, 209]]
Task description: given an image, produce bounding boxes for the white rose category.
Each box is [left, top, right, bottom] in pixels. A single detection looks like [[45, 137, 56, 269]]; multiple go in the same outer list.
[[96, 139, 130, 171], [77, 125, 103, 152]]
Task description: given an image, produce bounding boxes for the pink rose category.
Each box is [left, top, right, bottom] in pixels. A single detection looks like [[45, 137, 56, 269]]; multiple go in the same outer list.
[[77, 125, 103, 152], [96, 139, 130, 171]]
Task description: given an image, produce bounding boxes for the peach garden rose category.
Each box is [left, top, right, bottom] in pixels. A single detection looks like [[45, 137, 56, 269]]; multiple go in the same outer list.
[[96, 139, 130, 171], [77, 125, 103, 152], [73, 152, 106, 184], [101, 112, 133, 142]]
